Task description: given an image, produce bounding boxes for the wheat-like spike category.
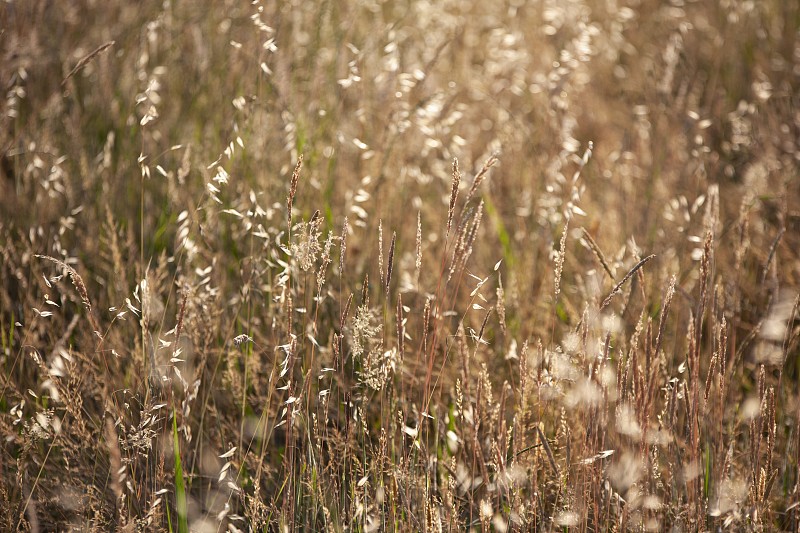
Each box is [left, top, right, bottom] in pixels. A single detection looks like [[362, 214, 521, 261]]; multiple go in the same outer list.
[[422, 297, 432, 355], [697, 230, 713, 336], [536, 425, 559, 477], [286, 294, 293, 338], [396, 291, 404, 357], [415, 211, 422, 289], [653, 275, 676, 358], [287, 155, 303, 229], [496, 274, 506, 333], [554, 216, 570, 302], [377, 219, 384, 292], [580, 227, 614, 280], [340, 293, 353, 332], [476, 310, 491, 349], [173, 288, 188, 360], [62, 41, 115, 87], [704, 350, 718, 402], [361, 274, 369, 307], [385, 232, 396, 297], [461, 200, 483, 267], [447, 158, 461, 235], [600, 254, 656, 310], [761, 225, 785, 285], [464, 152, 498, 207]]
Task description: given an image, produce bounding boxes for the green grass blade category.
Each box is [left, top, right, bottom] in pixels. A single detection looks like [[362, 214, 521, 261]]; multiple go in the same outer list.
[[172, 410, 189, 533]]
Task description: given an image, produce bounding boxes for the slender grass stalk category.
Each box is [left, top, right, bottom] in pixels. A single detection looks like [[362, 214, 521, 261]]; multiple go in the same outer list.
[[173, 411, 189, 533]]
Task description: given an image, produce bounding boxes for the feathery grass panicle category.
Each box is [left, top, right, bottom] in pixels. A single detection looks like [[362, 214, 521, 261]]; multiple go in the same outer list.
[[36, 255, 102, 336], [554, 216, 570, 303], [292, 210, 322, 271], [415, 211, 422, 289], [36, 255, 92, 312]]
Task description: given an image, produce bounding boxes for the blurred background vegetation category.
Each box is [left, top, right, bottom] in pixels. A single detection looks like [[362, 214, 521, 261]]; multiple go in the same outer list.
[[1, 0, 798, 531]]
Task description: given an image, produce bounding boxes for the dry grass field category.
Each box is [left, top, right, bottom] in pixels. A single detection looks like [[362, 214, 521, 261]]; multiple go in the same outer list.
[[1, 0, 799, 531]]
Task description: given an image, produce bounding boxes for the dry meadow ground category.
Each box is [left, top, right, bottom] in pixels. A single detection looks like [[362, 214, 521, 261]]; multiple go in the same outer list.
[[1, 0, 799, 531]]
